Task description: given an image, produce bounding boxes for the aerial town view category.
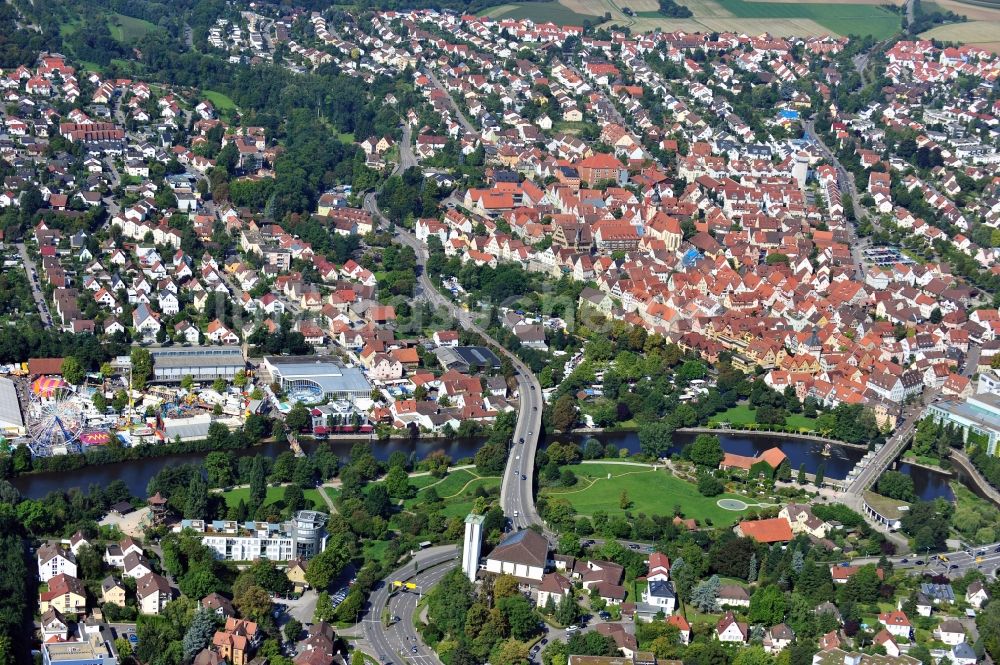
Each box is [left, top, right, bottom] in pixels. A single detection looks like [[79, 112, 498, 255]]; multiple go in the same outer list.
[[1, 0, 1000, 664]]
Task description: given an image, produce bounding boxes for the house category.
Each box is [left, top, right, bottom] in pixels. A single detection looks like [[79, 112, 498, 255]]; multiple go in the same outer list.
[[667, 615, 690, 644], [830, 565, 884, 585], [965, 580, 989, 609], [645, 552, 670, 581], [37, 543, 77, 582], [877, 610, 912, 638], [485, 529, 548, 583], [123, 551, 154, 579], [873, 630, 900, 657], [202, 592, 236, 618], [40, 608, 69, 642], [718, 584, 751, 608], [213, 618, 261, 665], [433, 330, 460, 347], [286, 560, 309, 593], [778, 504, 830, 538], [536, 572, 573, 609], [936, 620, 965, 646], [39, 574, 86, 614], [716, 611, 748, 643], [68, 531, 92, 556], [950, 643, 977, 665], [137, 572, 172, 615], [735, 518, 793, 543], [764, 624, 794, 653], [101, 576, 127, 606], [640, 580, 676, 614]]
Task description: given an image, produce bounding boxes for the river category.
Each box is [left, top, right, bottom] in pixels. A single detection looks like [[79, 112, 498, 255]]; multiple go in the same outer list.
[[12, 430, 956, 502]]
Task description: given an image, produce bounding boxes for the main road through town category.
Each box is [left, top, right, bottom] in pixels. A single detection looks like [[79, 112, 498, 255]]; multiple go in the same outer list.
[[363, 140, 545, 532], [358, 545, 460, 665]]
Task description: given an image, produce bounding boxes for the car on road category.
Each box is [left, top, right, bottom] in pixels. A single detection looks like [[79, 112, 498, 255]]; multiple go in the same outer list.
[[513, 510, 519, 517], [628, 544, 639, 550], [541, 639, 548, 645], [519, 437, 524, 443], [950, 564, 959, 570], [521, 474, 527, 480], [566, 625, 579, 633], [411, 647, 418, 654], [530, 646, 541, 657], [900, 558, 908, 563], [598, 611, 611, 620]]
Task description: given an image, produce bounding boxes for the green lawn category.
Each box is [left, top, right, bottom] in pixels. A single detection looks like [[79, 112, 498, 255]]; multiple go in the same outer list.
[[108, 13, 160, 43], [544, 463, 750, 526], [401, 469, 501, 519], [203, 90, 237, 111], [219, 486, 324, 510], [488, 1, 604, 25], [711, 0, 901, 39], [709, 404, 818, 431]]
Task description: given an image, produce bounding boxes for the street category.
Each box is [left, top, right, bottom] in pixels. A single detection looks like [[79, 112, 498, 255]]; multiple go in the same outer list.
[[16, 242, 53, 326]]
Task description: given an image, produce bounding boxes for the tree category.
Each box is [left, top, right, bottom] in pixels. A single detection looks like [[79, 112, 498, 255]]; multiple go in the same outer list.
[[184, 470, 209, 519], [697, 474, 724, 497], [733, 646, 771, 665], [182, 608, 217, 662], [551, 394, 578, 432], [555, 591, 580, 626], [286, 402, 310, 432], [638, 421, 675, 458], [814, 463, 825, 488], [204, 452, 233, 488], [61, 356, 85, 385], [493, 639, 530, 665], [877, 471, 915, 502], [498, 595, 538, 640], [981, 599, 1000, 661], [233, 584, 272, 624], [428, 568, 475, 636], [797, 464, 806, 485], [131, 347, 153, 390], [233, 370, 248, 389], [181, 375, 194, 390], [384, 465, 412, 498], [749, 585, 787, 625], [305, 534, 352, 590], [690, 575, 720, 612], [689, 434, 724, 468], [314, 592, 335, 622]]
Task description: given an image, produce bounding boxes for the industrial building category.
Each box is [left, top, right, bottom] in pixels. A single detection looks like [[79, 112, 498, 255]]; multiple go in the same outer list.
[[925, 393, 1000, 455], [114, 346, 245, 383], [175, 510, 328, 561], [434, 346, 502, 372], [0, 377, 25, 437], [262, 357, 371, 400]]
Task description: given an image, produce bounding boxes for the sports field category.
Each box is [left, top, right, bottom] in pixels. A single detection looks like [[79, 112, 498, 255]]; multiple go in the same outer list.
[[541, 462, 751, 526]]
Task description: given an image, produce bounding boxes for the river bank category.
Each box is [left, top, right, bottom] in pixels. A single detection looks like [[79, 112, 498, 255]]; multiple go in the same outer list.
[[568, 425, 871, 450]]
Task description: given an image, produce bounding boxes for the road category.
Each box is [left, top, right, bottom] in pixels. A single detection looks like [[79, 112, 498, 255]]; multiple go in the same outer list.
[[359, 546, 460, 665], [15, 242, 53, 326], [423, 69, 477, 135], [364, 129, 545, 532], [801, 119, 868, 281], [845, 391, 938, 495], [849, 541, 1000, 580], [397, 124, 417, 174]]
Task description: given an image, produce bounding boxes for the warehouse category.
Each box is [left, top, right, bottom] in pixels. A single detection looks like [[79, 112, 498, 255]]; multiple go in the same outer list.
[[0, 377, 25, 436], [148, 346, 245, 382]]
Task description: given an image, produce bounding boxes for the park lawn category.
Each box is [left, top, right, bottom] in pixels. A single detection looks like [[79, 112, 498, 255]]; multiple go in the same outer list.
[[408, 474, 443, 491], [203, 90, 237, 111], [412, 469, 483, 500], [545, 463, 749, 526], [709, 404, 818, 430], [219, 486, 324, 510], [108, 13, 160, 43], [440, 478, 502, 518], [712, 0, 901, 38]]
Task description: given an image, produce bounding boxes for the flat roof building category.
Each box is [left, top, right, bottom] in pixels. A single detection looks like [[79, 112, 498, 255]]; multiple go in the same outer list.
[[42, 633, 118, 665], [434, 346, 502, 372], [262, 357, 371, 400], [175, 510, 328, 561], [925, 393, 1000, 455], [115, 346, 245, 383], [0, 377, 25, 436]]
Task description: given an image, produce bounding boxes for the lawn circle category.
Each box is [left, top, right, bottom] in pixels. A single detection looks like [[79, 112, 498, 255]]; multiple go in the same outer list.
[[717, 498, 748, 511]]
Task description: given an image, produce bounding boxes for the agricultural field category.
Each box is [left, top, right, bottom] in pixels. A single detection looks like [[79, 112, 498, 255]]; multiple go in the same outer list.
[[542, 462, 752, 526], [485, 1, 606, 25], [108, 13, 160, 43], [549, 0, 903, 37], [921, 0, 1000, 52]]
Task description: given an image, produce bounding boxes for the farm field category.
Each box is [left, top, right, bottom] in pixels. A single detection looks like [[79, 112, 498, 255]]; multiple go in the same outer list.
[[108, 13, 160, 43], [542, 462, 751, 526], [485, 1, 605, 24], [203, 90, 237, 111], [554, 0, 902, 37], [922, 19, 1000, 52]]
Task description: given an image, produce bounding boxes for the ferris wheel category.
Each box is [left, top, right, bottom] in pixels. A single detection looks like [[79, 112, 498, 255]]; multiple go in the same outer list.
[[26, 377, 86, 457]]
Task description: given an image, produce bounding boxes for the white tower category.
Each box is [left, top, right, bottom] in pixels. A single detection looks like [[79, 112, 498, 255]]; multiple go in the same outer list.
[[792, 151, 810, 190], [462, 513, 486, 583]]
